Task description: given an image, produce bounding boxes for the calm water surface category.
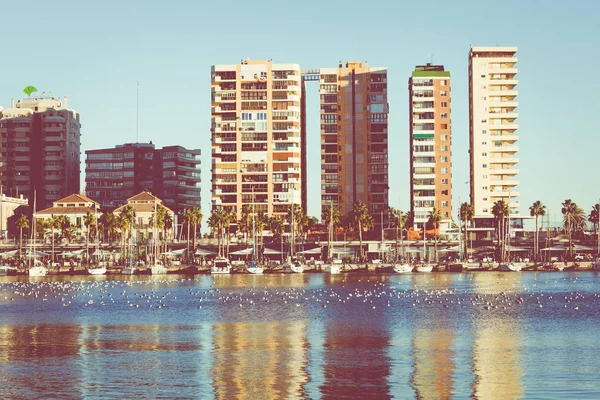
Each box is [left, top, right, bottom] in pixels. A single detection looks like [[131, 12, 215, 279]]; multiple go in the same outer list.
[[1, 272, 600, 399]]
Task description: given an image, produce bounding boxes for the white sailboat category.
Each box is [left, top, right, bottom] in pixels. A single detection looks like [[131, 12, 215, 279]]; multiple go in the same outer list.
[[149, 200, 168, 275], [29, 191, 48, 277], [323, 202, 342, 274], [88, 265, 107, 275], [282, 197, 304, 273], [246, 189, 264, 274], [392, 210, 412, 273]]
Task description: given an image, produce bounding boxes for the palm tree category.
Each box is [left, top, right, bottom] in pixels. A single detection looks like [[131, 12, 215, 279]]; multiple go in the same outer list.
[[427, 207, 442, 262], [163, 211, 174, 255], [322, 203, 341, 242], [237, 205, 252, 243], [459, 202, 474, 260], [189, 206, 203, 252], [348, 201, 374, 261], [208, 207, 226, 256], [588, 203, 599, 235], [389, 207, 408, 261], [268, 215, 284, 239], [83, 211, 96, 263], [529, 201, 546, 260], [561, 199, 585, 259], [118, 206, 135, 261], [222, 207, 236, 257], [182, 208, 193, 256], [48, 214, 62, 264], [15, 214, 29, 258], [255, 212, 268, 259], [492, 200, 509, 261]]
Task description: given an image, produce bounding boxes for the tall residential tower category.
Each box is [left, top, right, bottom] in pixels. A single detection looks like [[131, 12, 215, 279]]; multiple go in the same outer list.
[[408, 64, 452, 231], [0, 94, 81, 209], [319, 61, 389, 233], [211, 59, 303, 222], [469, 47, 519, 216]]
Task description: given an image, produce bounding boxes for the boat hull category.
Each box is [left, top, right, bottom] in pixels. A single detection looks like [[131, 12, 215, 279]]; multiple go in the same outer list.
[[324, 264, 342, 274], [211, 266, 231, 274], [393, 263, 413, 274], [0, 266, 18, 276], [88, 266, 107, 275], [29, 266, 48, 277], [150, 265, 169, 275], [121, 267, 137, 275], [416, 264, 434, 273], [498, 263, 522, 272]]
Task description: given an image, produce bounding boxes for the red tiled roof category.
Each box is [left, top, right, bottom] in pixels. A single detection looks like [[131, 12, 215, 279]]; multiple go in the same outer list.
[[35, 206, 95, 215], [127, 190, 159, 202], [55, 193, 98, 204]]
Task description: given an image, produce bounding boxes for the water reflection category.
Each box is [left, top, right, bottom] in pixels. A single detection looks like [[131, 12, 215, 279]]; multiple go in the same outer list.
[[410, 274, 456, 399], [471, 273, 524, 399], [211, 321, 308, 399]]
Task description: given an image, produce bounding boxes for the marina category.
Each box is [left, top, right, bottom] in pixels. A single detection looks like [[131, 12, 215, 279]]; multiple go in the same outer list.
[[2, 272, 600, 398]]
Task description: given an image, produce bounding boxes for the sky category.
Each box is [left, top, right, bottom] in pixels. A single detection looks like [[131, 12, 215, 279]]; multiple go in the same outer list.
[[1, 0, 599, 229]]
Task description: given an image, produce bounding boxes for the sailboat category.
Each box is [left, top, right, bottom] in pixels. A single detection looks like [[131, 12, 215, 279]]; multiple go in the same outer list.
[[283, 196, 304, 273], [88, 245, 107, 275], [150, 200, 168, 275], [415, 224, 433, 273], [121, 207, 137, 275], [29, 190, 48, 277], [593, 199, 600, 271], [246, 189, 264, 274], [323, 202, 342, 274]]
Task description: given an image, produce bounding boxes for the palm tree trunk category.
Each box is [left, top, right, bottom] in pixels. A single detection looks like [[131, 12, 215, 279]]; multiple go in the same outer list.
[[535, 216, 539, 260], [187, 223, 190, 259], [358, 221, 363, 261]]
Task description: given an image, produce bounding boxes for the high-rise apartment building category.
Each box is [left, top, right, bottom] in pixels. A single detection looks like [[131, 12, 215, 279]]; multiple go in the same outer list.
[[319, 61, 389, 233], [0, 94, 81, 209], [211, 59, 303, 221], [85, 142, 201, 213], [469, 46, 519, 216], [408, 64, 452, 230]]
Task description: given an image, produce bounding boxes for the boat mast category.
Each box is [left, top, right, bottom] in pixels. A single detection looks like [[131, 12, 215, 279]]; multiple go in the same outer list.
[[328, 201, 333, 262], [252, 187, 256, 263], [290, 196, 294, 258]]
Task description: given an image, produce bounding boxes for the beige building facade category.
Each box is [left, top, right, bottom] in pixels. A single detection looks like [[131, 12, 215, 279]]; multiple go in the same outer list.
[[211, 60, 303, 223]]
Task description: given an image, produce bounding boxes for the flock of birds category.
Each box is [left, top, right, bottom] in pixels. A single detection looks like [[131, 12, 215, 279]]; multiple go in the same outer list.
[[0, 275, 597, 317]]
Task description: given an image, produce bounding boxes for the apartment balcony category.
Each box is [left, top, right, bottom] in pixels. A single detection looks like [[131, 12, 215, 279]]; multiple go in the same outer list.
[[413, 185, 436, 191], [492, 179, 520, 187], [490, 168, 519, 175], [489, 89, 518, 98], [491, 144, 519, 153], [495, 123, 519, 131], [489, 112, 518, 119], [412, 173, 436, 179], [495, 67, 518, 75], [412, 96, 433, 102], [287, 85, 301, 92], [490, 134, 518, 143], [491, 190, 520, 198]]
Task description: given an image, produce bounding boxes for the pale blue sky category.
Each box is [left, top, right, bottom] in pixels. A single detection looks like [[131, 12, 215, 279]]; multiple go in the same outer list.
[[1, 0, 599, 228]]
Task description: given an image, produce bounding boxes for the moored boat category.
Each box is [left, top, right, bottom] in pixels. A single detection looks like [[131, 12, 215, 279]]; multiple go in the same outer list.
[[150, 262, 169, 275], [0, 265, 18, 276], [393, 263, 413, 274], [211, 257, 232, 274], [246, 261, 264, 274], [29, 262, 48, 277], [415, 264, 434, 273], [282, 257, 304, 273], [88, 265, 107, 275], [498, 262, 522, 272], [324, 259, 343, 274], [121, 265, 137, 275]]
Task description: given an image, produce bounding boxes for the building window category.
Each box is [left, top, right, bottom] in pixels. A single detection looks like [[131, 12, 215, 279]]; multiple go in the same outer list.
[[483, 198, 488, 201], [442, 200, 448, 207], [441, 101, 448, 108], [483, 175, 487, 179], [482, 130, 487, 134], [441, 135, 448, 140], [481, 74, 486, 78], [441, 178, 448, 184], [441, 168, 448, 174], [441, 124, 448, 129], [441, 156, 448, 162], [483, 186, 488, 190], [482, 164, 487, 168], [441, 113, 448, 119], [441, 91, 447, 96], [441, 145, 448, 151], [482, 141, 487, 145], [483, 208, 488, 213], [482, 152, 487, 156]]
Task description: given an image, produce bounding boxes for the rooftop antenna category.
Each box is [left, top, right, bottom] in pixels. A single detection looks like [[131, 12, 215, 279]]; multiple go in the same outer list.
[[136, 81, 139, 143]]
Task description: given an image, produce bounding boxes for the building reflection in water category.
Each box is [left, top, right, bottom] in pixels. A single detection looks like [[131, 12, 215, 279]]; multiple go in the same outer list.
[[471, 273, 524, 399], [211, 321, 309, 399], [409, 273, 456, 399], [0, 324, 83, 399], [320, 321, 392, 397]]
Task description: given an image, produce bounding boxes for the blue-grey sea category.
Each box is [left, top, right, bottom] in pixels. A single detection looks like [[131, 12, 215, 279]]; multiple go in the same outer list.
[[1, 271, 600, 399]]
